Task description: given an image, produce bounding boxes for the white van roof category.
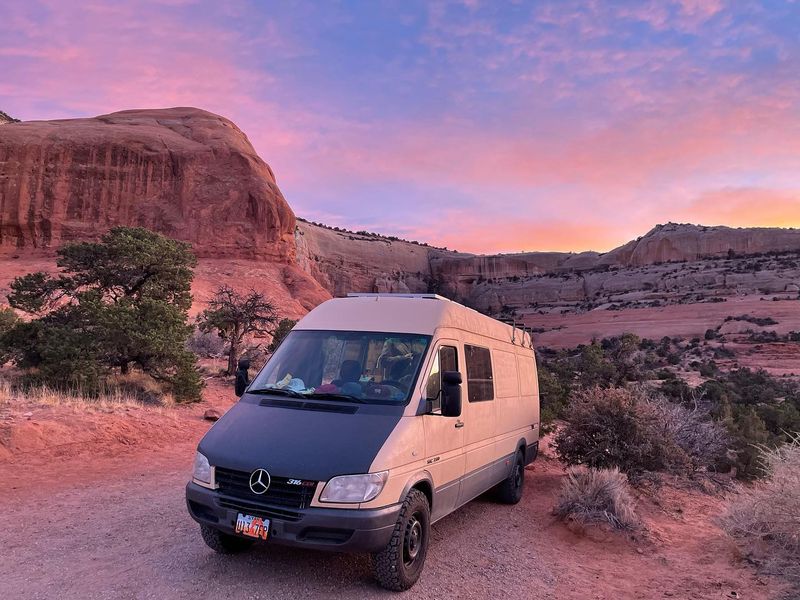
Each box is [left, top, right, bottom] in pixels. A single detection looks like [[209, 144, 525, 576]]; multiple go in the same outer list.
[[295, 293, 533, 347]]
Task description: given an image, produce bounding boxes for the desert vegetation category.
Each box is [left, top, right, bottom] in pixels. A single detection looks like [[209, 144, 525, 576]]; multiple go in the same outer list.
[[721, 435, 800, 589], [0, 228, 202, 402], [197, 285, 280, 375], [554, 467, 638, 530], [553, 386, 728, 477], [0, 230, 299, 405], [539, 333, 800, 479]]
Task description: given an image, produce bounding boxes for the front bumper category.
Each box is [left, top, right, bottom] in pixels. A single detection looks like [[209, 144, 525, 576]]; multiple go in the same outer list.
[[186, 482, 401, 553]]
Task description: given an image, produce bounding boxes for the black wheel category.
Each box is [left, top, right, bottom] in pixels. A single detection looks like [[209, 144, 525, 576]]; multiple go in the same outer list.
[[372, 489, 431, 591], [200, 524, 254, 554], [496, 450, 525, 504]]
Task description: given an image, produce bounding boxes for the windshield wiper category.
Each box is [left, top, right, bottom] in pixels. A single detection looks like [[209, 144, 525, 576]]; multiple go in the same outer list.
[[305, 392, 368, 404], [247, 387, 306, 398]]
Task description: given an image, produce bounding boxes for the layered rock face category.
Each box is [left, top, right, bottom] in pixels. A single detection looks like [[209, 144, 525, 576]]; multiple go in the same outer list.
[[599, 223, 800, 266], [0, 108, 295, 259], [295, 221, 441, 296], [426, 223, 800, 313], [297, 221, 800, 316]]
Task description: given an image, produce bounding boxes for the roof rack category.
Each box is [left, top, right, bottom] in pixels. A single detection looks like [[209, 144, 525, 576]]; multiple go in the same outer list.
[[499, 317, 535, 348], [346, 293, 449, 300]]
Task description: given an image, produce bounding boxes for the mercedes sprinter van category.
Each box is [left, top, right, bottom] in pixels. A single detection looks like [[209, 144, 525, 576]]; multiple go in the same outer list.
[[186, 293, 540, 591]]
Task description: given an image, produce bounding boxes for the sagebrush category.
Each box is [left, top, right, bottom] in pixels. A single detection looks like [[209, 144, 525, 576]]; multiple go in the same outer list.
[[554, 467, 638, 529], [720, 434, 800, 587], [554, 386, 728, 476]]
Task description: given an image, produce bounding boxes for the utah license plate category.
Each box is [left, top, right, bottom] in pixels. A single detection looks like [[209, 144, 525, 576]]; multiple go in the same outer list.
[[235, 513, 270, 540]]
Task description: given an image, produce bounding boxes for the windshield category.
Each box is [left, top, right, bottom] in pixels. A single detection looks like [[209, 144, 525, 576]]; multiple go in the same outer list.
[[249, 330, 432, 404]]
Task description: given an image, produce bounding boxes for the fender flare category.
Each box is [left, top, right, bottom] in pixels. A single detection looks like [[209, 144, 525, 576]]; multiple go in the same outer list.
[[399, 470, 435, 511]]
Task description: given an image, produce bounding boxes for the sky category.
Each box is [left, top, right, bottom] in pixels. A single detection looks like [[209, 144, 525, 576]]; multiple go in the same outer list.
[[1, 0, 799, 254]]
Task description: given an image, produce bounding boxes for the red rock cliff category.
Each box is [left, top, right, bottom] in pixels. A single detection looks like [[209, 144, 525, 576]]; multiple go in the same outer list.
[[0, 107, 296, 259]]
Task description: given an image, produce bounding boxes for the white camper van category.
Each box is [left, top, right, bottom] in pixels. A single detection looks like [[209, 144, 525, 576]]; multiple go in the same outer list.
[[186, 293, 540, 591]]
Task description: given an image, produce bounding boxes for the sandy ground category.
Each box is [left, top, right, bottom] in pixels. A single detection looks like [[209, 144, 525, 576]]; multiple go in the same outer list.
[[0, 380, 786, 600]]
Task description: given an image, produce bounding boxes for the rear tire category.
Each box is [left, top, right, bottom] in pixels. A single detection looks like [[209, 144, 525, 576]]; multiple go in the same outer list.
[[200, 524, 254, 554], [496, 450, 525, 504], [372, 489, 430, 591]]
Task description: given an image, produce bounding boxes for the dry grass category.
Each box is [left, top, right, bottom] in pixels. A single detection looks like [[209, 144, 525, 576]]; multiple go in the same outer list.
[[0, 377, 173, 412], [554, 467, 639, 530], [720, 434, 800, 587]]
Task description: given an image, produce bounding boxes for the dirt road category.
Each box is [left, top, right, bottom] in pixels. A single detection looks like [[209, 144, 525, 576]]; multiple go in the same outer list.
[[0, 406, 783, 600]]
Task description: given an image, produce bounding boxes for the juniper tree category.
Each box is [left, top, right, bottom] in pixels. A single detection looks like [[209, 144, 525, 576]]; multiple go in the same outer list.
[[198, 286, 279, 375], [4, 227, 202, 401]]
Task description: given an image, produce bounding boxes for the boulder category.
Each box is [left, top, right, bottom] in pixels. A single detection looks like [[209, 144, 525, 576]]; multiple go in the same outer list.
[[203, 408, 223, 421]]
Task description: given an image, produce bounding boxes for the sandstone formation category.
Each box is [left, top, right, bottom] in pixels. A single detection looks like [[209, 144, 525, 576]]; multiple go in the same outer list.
[[3, 106, 799, 326], [296, 221, 800, 316], [295, 220, 442, 296], [0, 111, 18, 125], [0, 107, 295, 259], [599, 223, 800, 266]]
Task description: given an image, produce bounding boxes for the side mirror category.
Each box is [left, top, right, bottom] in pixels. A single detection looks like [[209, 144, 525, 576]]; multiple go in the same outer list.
[[441, 371, 462, 417]]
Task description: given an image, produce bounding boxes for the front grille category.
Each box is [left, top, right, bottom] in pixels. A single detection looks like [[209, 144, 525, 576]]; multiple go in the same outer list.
[[218, 498, 303, 522], [214, 467, 317, 511]]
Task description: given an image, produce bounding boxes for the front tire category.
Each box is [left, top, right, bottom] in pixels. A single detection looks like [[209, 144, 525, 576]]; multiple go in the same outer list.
[[496, 450, 525, 504], [200, 524, 254, 554], [372, 489, 431, 591]]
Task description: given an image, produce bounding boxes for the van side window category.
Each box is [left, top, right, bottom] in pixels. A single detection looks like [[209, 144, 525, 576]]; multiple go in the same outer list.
[[426, 346, 458, 411], [464, 345, 494, 402]]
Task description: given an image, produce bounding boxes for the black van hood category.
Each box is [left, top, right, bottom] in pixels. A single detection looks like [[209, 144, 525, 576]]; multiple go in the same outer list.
[[197, 397, 404, 481]]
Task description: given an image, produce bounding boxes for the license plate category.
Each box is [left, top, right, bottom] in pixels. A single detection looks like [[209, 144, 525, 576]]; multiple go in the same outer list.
[[235, 513, 270, 540]]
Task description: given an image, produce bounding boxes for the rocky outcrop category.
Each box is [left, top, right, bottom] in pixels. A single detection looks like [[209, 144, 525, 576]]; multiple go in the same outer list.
[[295, 221, 441, 296], [420, 223, 800, 313], [599, 223, 800, 266], [295, 221, 800, 316], [0, 111, 19, 125], [0, 107, 295, 259]]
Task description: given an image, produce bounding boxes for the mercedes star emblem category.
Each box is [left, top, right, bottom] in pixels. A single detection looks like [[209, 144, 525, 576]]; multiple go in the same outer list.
[[249, 468, 271, 495]]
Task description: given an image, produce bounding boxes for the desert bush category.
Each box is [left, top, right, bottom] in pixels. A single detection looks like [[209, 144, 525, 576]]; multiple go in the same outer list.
[[186, 327, 227, 357], [554, 387, 683, 475], [198, 286, 279, 375], [268, 318, 296, 352], [555, 386, 728, 476], [721, 434, 800, 586], [646, 394, 729, 471], [554, 467, 638, 529]]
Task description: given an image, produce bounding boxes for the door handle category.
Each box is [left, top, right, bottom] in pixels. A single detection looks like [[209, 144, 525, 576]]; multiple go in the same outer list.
[[455, 420, 464, 428]]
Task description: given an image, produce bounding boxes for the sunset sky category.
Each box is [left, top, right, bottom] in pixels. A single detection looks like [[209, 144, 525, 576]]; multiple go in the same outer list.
[[2, 0, 799, 253]]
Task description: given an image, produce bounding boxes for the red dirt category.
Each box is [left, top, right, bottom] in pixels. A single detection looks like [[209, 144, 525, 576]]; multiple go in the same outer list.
[[0, 381, 788, 599]]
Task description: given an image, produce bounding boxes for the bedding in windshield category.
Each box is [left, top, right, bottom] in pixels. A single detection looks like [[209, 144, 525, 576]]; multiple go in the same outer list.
[[249, 330, 431, 404]]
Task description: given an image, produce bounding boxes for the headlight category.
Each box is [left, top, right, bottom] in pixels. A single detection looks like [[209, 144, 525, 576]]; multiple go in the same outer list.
[[192, 451, 213, 486], [320, 471, 389, 503]]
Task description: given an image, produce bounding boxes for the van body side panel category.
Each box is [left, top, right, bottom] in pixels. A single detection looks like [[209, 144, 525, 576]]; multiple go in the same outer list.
[[492, 350, 539, 459], [198, 399, 404, 482]]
